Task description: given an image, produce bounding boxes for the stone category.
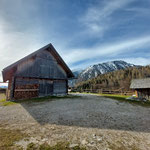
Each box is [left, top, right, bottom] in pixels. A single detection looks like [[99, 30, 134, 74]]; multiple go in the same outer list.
[[97, 137, 103, 142], [92, 134, 96, 139], [90, 141, 95, 144], [69, 144, 79, 148], [41, 138, 47, 142], [81, 139, 88, 145]]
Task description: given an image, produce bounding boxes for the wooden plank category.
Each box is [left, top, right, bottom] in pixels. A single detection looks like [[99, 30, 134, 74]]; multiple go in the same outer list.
[[15, 89, 39, 92], [10, 77, 15, 99], [15, 76, 67, 81], [15, 52, 67, 79]]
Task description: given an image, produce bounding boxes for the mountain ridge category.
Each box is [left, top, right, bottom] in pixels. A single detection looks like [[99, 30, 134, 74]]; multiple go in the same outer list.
[[77, 60, 136, 82]]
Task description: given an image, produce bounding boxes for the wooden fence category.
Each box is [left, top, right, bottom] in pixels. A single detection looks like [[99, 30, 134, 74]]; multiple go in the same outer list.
[[74, 89, 134, 96]]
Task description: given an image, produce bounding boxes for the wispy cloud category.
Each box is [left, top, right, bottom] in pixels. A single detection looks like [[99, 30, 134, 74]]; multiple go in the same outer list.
[[63, 35, 150, 68], [80, 0, 135, 36], [122, 57, 150, 66], [125, 6, 150, 15], [0, 0, 150, 81], [0, 18, 42, 65]]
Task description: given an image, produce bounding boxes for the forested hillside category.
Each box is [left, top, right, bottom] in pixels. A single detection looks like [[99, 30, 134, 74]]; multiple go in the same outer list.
[[76, 66, 150, 92]]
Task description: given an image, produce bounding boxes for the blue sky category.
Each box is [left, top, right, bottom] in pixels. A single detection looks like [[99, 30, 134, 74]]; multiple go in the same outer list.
[[0, 0, 150, 81]]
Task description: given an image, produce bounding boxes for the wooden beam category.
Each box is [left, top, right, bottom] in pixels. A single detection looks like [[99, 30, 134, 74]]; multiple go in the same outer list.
[[66, 79, 68, 94], [15, 76, 68, 81], [10, 77, 16, 100], [15, 89, 39, 92]]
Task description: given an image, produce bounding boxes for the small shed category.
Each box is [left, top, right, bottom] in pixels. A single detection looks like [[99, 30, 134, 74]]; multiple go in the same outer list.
[[2, 43, 74, 100], [130, 78, 150, 100]]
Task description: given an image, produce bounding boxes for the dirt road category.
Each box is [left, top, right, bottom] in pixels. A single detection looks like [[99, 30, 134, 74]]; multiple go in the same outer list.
[[0, 94, 150, 149]]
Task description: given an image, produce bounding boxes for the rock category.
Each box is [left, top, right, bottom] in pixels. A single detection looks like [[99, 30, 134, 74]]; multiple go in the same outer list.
[[81, 139, 88, 145], [92, 134, 96, 139], [51, 127, 55, 130], [87, 143, 95, 147], [41, 138, 47, 142], [69, 144, 79, 148], [90, 141, 95, 144], [92, 134, 103, 142], [97, 137, 103, 142]]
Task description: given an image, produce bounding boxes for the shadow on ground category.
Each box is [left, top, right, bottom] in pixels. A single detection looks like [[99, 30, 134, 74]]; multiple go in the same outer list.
[[20, 94, 150, 133]]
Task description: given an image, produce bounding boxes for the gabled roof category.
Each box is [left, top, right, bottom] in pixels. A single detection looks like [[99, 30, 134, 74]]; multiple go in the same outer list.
[[130, 78, 150, 89], [2, 43, 74, 81]]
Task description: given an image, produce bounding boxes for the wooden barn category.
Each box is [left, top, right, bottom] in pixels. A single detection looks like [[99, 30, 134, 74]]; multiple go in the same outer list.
[[130, 78, 150, 100], [2, 43, 74, 100]]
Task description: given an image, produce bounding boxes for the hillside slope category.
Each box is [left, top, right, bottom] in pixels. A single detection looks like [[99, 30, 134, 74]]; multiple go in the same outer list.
[[77, 60, 136, 82], [76, 66, 150, 92]]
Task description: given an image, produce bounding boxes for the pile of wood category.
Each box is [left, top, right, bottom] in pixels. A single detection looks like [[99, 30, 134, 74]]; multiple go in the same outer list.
[[14, 84, 39, 99]]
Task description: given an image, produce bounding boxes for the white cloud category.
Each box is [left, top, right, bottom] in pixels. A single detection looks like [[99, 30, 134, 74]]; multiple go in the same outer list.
[[70, 57, 150, 70], [0, 17, 45, 81], [125, 7, 150, 15], [122, 57, 150, 66], [80, 0, 135, 36], [0, 0, 150, 81], [63, 35, 150, 67], [0, 1, 69, 82]]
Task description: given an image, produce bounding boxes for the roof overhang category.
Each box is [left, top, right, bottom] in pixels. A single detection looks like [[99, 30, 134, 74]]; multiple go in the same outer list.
[[130, 78, 150, 89]]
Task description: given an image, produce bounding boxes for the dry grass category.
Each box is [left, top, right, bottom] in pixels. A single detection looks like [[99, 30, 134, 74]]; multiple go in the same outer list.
[[108, 141, 141, 150], [0, 126, 86, 150], [27, 142, 86, 150], [0, 126, 27, 150]]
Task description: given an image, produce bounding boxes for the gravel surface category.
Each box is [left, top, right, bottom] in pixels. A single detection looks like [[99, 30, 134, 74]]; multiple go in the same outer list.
[[0, 93, 150, 149]]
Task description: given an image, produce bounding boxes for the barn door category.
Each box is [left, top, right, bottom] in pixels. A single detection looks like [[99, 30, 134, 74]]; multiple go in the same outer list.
[[39, 80, 53, 96], [53, 80, 66, 95]]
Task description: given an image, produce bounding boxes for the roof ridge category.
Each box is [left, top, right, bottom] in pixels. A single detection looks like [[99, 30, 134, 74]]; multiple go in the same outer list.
[[2, 43, 74, 81], [3, 43, 52, 71]]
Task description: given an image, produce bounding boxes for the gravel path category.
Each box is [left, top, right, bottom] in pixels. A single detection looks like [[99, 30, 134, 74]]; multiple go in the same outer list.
[[0, 93, 150, 149]]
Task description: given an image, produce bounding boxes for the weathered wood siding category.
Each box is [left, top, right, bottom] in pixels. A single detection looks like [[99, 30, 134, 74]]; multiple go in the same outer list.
[[39, 79, 53, 96], [11, 77, 67, 99], [53, 80, 67, 95], [16, 50, 67, 79], [6, 50, 68, 99], [136, 88, 150, 100]]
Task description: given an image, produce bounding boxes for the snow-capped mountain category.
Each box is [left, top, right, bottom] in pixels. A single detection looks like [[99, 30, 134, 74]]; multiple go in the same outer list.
[[77, 60, 136, 82]]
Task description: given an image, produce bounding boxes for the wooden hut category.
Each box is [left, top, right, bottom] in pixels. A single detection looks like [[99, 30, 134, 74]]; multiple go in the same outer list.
[[130, 78, 150, 100], [2, 43, 74, 100]]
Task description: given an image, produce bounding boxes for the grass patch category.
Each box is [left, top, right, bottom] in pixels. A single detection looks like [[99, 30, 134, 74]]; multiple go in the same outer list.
[[0, 99, 17, 106], [100, 94, 150, 107], [0, 127, 27, 150], [0, 94, 81, 106], [75, 92, 150, 107], [70, 92, 99, 95], [16, 94, 81, 103], [100, 94, 129, 100], [0, 93, 16, 106], [27, 142, 86, 150]]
